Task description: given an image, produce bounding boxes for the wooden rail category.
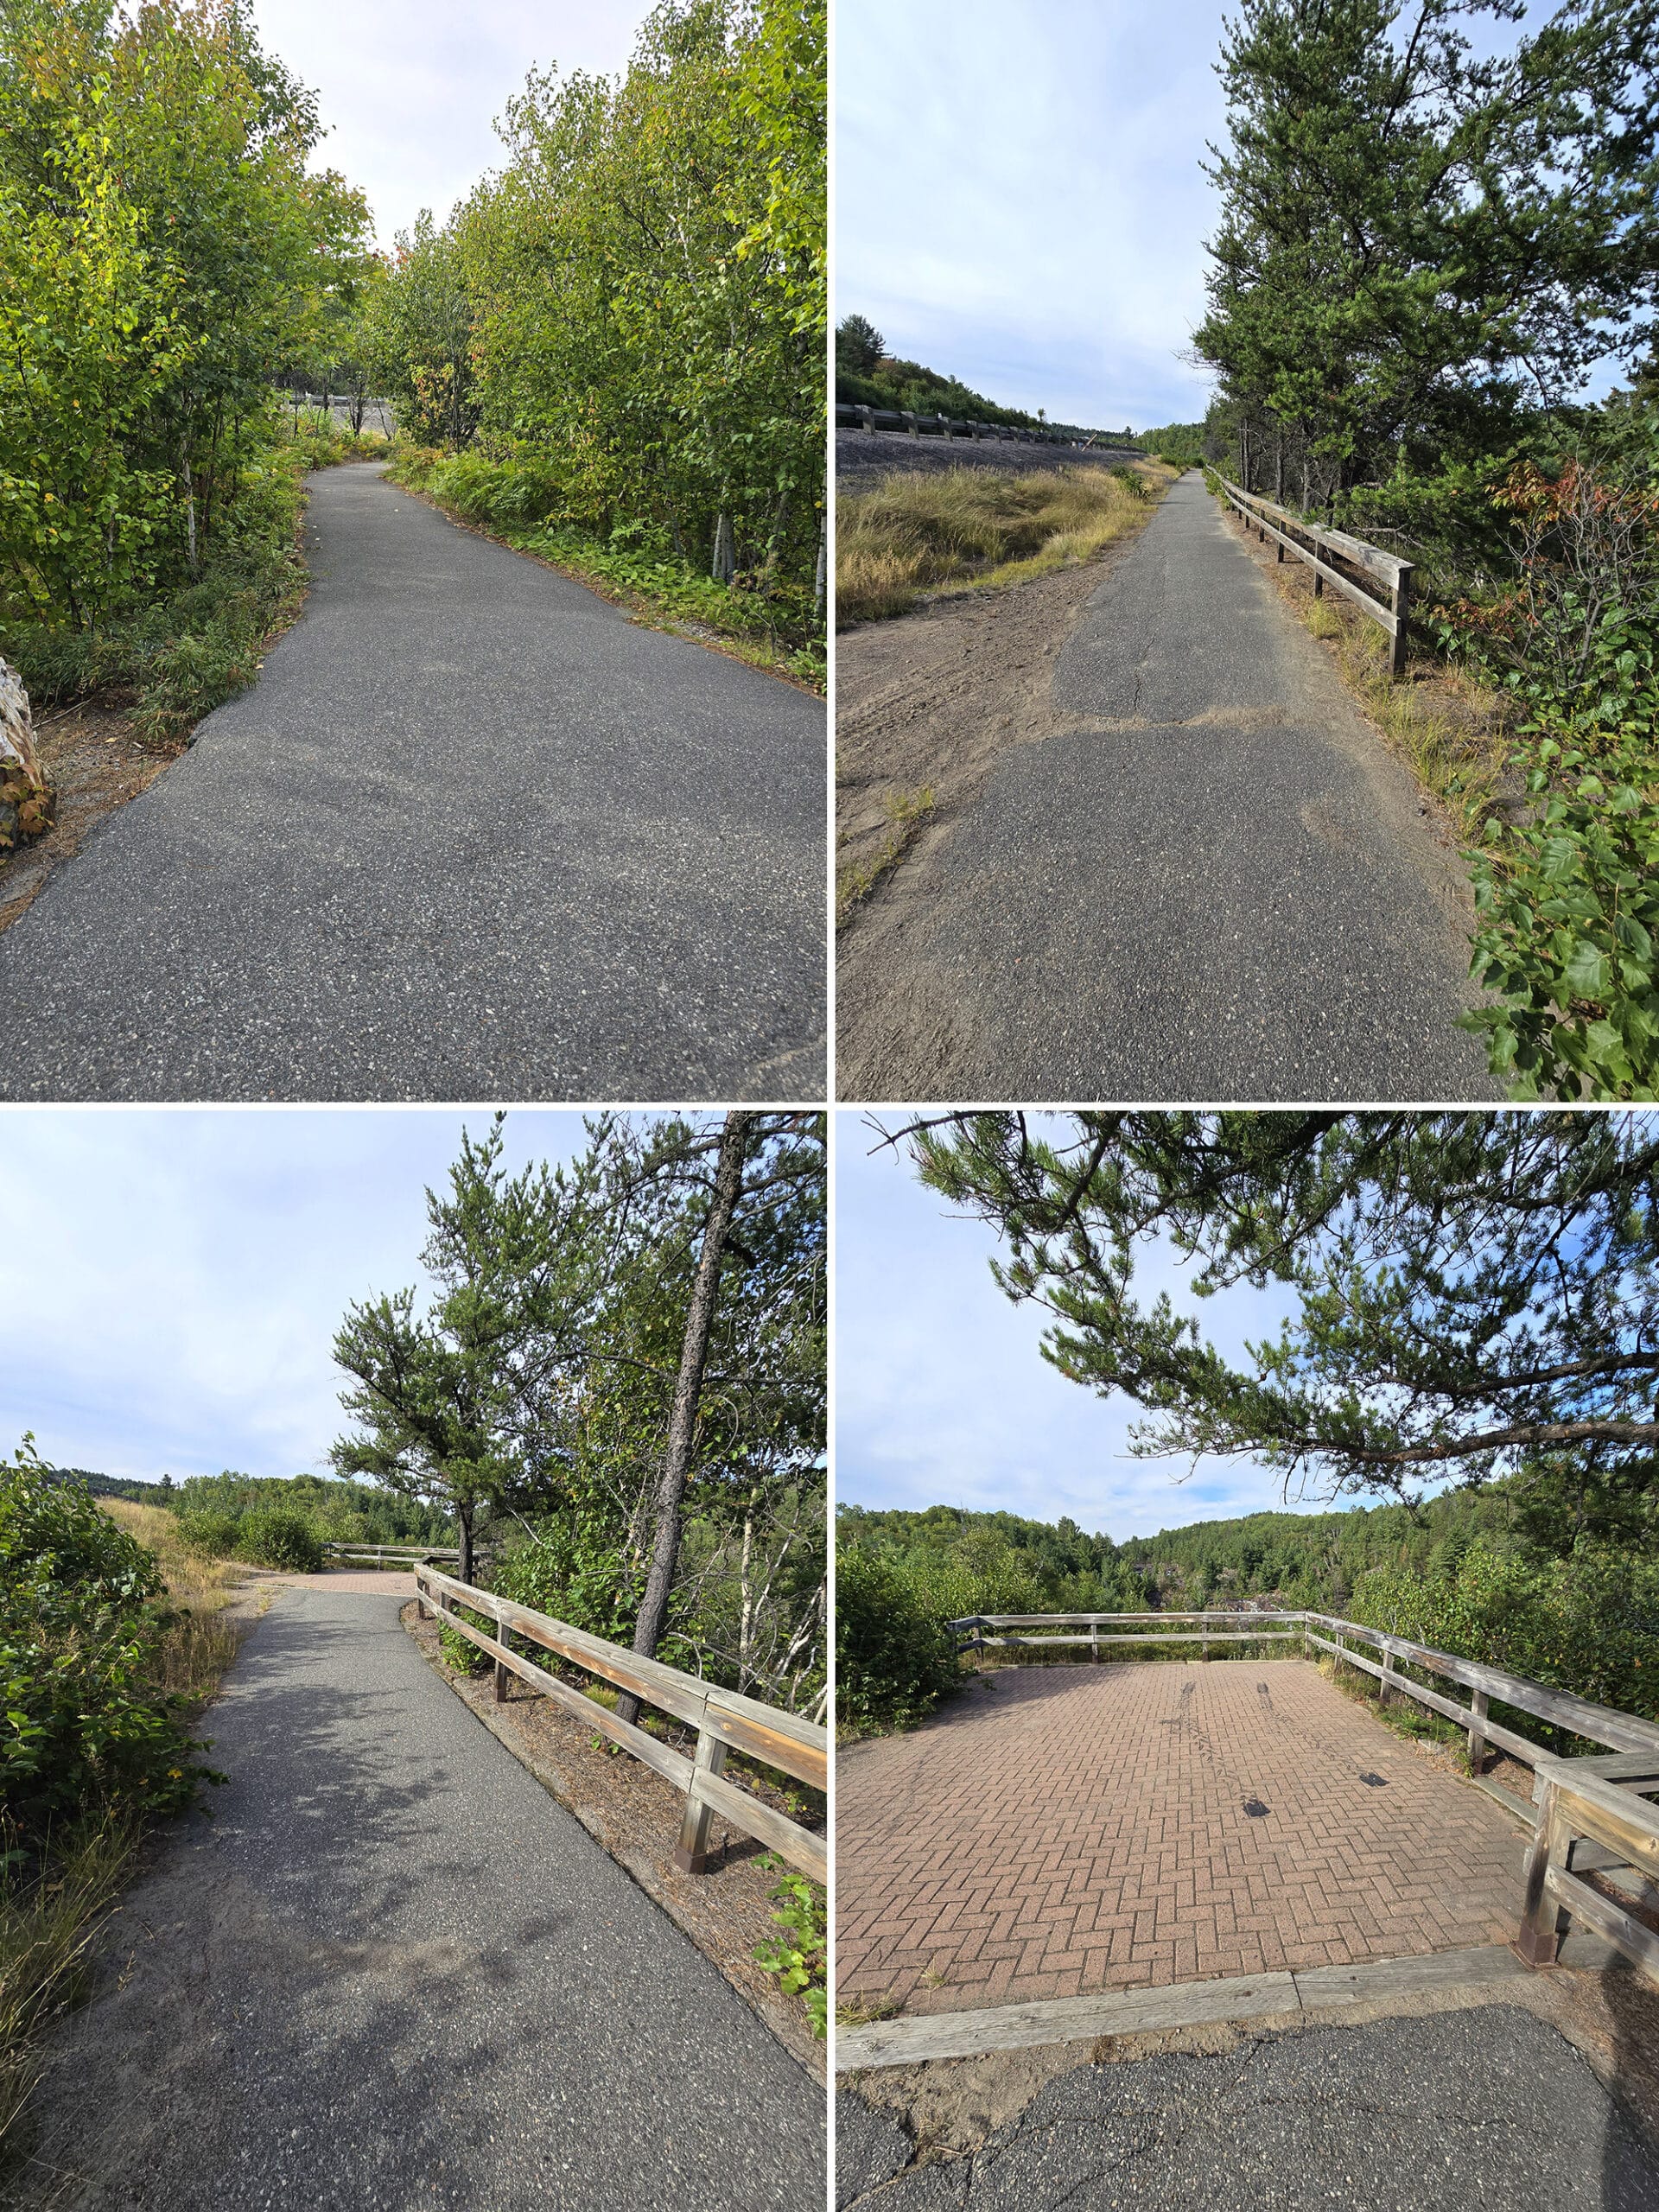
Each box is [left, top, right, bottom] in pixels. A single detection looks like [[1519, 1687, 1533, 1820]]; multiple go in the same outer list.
[[415, 1565, 826, 1883], [836, 401, 1131, 452], [323, 1542, 460, 1566], [1517, 1752, 1659, 1986], [1216, 479, 1414, 677], [954, 1605, 1659, 1988]]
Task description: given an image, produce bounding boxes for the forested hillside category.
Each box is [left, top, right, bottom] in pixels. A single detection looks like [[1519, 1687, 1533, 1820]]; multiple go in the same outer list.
[[838, 1111, 1659, 1733], [1192, 0, 1659, 1098], [367, 0, 825, 676]]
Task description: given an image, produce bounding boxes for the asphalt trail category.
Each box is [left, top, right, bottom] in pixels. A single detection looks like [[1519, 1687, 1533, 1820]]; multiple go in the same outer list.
[[0, 466, 824, 1101], [23, 1587, 824, 2210], [836, 2008, 1659, 2209], [840, 472, 1497, 1101]]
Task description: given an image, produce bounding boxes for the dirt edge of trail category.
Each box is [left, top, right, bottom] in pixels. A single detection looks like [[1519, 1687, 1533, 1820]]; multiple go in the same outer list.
[[835, 539, 1149, 1093], [842, 1968, 1659, 2176], [401, 1602, 825, 2081]]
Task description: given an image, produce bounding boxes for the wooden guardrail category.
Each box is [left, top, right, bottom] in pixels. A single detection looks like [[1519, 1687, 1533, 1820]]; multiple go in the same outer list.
[[415, 1565, 826, 1882], [954, 1605, 1659, 1987], [1517, 1751, 1659, 1983], [1217, 479, 1414, 677], [323, 1542, 461, 1566], [836, 401, 1130, 452]]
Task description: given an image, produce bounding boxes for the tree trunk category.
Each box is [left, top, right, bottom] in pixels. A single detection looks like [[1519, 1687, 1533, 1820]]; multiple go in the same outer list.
[[457, 1497, 474, 1587], [616, 1110, 753, 1726]]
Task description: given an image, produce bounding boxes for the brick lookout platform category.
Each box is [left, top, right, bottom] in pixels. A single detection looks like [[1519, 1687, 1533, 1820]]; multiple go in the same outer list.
[[836, 1658, 1527, 2020]]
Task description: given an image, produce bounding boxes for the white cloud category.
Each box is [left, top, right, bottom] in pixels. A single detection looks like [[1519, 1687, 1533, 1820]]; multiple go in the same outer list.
[[249, 0, 652, 246], [1, 1108, 590, 1484], [836, 0, 1230, 428], [833, 1113, 1330, 1543]]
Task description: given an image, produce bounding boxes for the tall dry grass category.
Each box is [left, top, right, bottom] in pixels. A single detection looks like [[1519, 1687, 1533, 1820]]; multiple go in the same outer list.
[[100, 1499, 245, 1707], [0, 1820, 136, 2180], [836, 461, 1171, 624]]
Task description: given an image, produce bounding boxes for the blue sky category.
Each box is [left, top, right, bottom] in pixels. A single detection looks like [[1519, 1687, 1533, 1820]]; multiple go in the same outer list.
[[1, 1109, 593, 1486], [835, 0, 1630, 433], [836, 0, 1230, 431], [834, 1114, 1338, 1543], [250, 1, 651, 247]]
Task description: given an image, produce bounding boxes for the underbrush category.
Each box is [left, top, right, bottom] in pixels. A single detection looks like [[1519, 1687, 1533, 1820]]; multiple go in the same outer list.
[[0, 414, 387, 750], [0, 1817, 136, 2179], [385, 447, 825, 691], [1, 1450, 241, 2189], [836, 461, 1169, 624]]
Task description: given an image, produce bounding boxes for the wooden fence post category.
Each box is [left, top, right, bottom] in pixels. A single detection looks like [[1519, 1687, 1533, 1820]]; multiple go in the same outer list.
[[1389, 563, 1414, 678], [1468, 1689, 1489, 1774], [1516, 1777, 1566, 1966], [494, 1611, 513, 1703], [674, 1726, 728, 1874], [1381, 1645, 1397, 1707]]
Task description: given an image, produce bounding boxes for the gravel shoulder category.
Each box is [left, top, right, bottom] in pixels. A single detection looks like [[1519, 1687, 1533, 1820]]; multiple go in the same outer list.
[[835, 471, 1496, 1103], [0, 463, 825, 1103], [16, 1585, 823, 2211]]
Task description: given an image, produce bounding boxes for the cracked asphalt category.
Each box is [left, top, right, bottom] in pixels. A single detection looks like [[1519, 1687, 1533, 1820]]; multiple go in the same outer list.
[[836, 2008, 1659, 2209], [0, 465, 825, 1101], [22, 1586, 824, 2210], [839, 471, 1498, 1102]]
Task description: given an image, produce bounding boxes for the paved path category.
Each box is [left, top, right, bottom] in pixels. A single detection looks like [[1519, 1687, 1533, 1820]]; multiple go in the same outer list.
[[25, 1586, 823, 2209], [0, 466, 824, 1101], [836, 2007, 1659, 2209], [844, 472, 1496, 1101], [836, 1661, 1523, 2018]]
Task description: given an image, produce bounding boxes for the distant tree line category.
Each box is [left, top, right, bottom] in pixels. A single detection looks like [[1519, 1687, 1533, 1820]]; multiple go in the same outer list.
[[837, 1109, 1659, 1732]]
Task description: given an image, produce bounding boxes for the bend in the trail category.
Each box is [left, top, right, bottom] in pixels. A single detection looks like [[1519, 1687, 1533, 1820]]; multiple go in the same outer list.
[[22, 1586, 824, 2211], [0, 466, 824, 1103]]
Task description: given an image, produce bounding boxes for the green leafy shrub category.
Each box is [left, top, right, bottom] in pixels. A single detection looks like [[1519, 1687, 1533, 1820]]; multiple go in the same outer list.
[[233, 1510, 322, 1573], [1348, 1541, 1659, 1738], [752, 1855, 826, 2037], [174, 1510, 240, 1558], [0, 1441, 219, 1857], [834, 1548, 962, 1733], [1463, 717, 1659, 1096], [436, 1608, 494, 1676]]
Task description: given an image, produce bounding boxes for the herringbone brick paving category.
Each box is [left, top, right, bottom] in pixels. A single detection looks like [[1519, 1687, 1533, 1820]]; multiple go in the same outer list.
[[836, 1658, 1527, 2016]]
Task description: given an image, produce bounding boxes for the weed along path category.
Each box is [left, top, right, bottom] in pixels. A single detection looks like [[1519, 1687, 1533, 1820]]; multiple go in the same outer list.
[[21, 1583, 824, 2210], [836, 471, 1497, 1101], [0, 465, 825, 1103]]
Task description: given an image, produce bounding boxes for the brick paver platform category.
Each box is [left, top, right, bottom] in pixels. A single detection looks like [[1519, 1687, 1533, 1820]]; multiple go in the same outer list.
[[836, 1659, 1528, 2017]]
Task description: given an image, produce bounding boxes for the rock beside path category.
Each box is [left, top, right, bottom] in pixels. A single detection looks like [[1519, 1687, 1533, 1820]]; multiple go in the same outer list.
[[0, 657, 54, 850]]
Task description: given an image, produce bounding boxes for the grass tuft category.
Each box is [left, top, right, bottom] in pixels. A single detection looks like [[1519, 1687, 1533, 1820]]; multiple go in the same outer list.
[[0, 1818, 137, 2179], [836, 786, 936, 922], [836, 461, 1171, 626]]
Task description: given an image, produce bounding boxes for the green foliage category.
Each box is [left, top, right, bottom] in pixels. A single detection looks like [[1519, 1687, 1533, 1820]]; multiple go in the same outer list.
[[908, 1110, 1659, 1517], [836, 314, 883, 378], [333, 1111, 826, 1713], [386, 446, 823, 677], [363, 0, 825, 616], [0, 1440, 219, 1859], [1194, 0, 1659, 502], [833, 1545, 962, 1733], [232, 1509, 322, 1573], [836, 362, 1036, 430], [752, 1854, 825, 2037], [1347, 1541, 1659, 1733], [173, 1510, 240, 1557], [0, 0, 371, 636], [1464, 718, 1659, 1096]]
